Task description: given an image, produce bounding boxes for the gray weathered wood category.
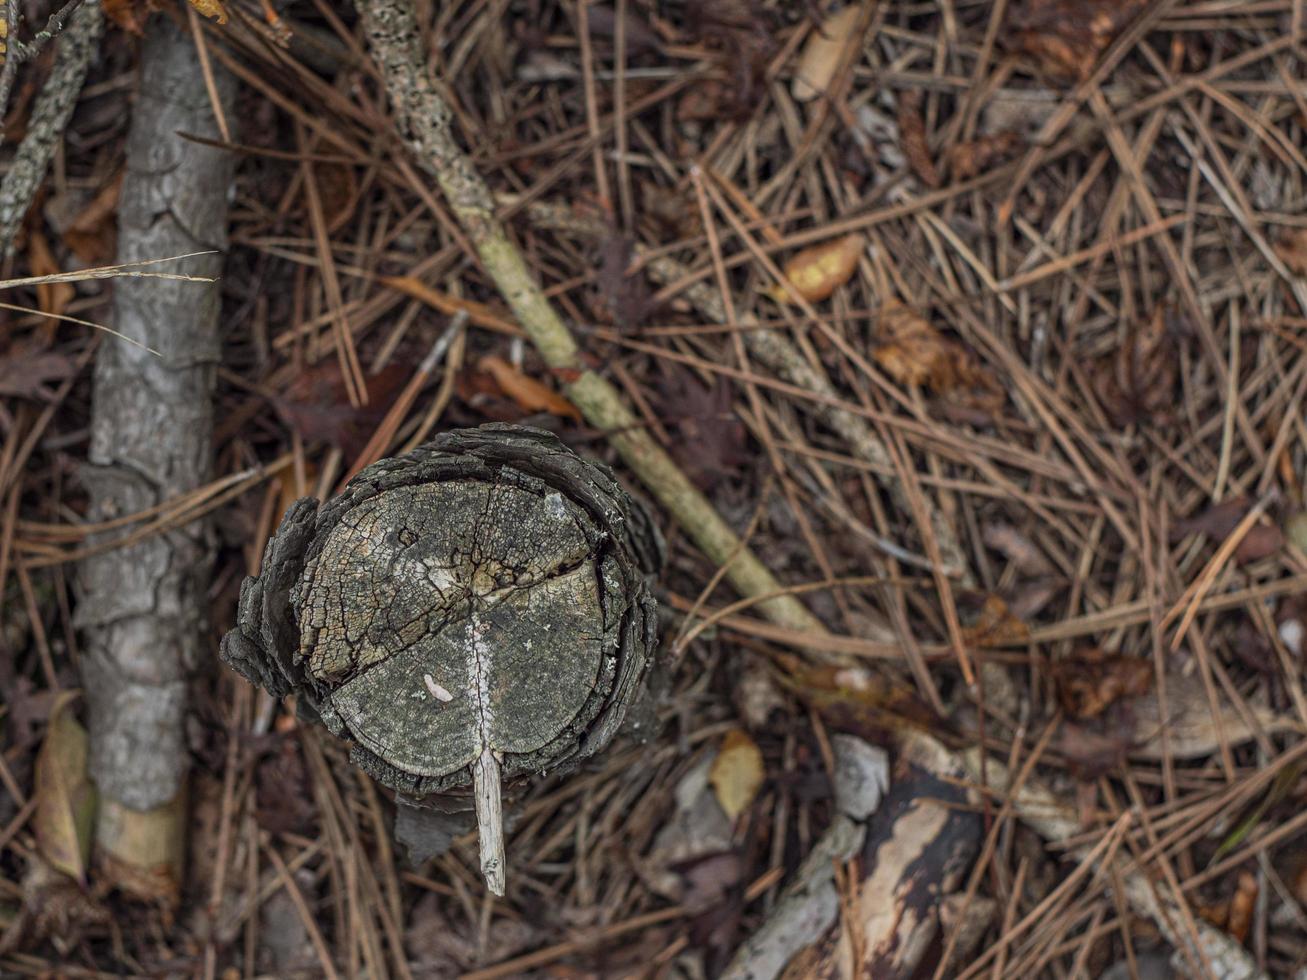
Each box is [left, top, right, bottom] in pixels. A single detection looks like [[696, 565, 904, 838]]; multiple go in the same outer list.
[[222, 424, 663, 893]]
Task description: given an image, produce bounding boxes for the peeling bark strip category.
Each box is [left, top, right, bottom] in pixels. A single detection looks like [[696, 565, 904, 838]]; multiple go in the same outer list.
[[221, 424, 664, 894], [75, 15, 235, 891]]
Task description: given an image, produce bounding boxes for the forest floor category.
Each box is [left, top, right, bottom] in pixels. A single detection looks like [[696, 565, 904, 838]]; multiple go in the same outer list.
[[2, 1, 1307, 977]]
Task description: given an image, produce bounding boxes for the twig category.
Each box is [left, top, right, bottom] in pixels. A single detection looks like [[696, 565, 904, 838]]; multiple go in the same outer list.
[[353, 0, 822, 636], [0, 0, 102, 252]]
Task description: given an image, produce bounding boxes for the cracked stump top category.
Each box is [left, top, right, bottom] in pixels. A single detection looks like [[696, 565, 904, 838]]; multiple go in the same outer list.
[[220, 425, 662, 801]]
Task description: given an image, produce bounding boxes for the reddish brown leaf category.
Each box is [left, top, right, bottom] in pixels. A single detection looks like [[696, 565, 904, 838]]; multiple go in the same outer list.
[[274, 362, 409, 458], [1092, 306, 1177, 427], [312, 163, 358, 235], [1051, 647, 1153, 719], [57, 172, 122, 264], [650, 364, 749, 491], [1007, 0, 1150, 82], [478, 355, 581, 421], [897, 91, 940, 188], [946, 131, 1025, 181]]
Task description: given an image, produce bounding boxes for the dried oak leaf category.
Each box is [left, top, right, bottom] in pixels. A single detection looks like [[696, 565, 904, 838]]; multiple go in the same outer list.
[[274, 362, 409, 459], [1007, 0, 1150, 82], [33, 692, 95, 884], [1052, 647, 1152, 719], [897, 91, 940, 188], [1092, 306, 1177, 427], [946, 131, 1025, 181], [874, 301, 1004, 412], [651, 364, 749, 490], [1171, 496, 1283, 565], [768, 233, 864, 304]]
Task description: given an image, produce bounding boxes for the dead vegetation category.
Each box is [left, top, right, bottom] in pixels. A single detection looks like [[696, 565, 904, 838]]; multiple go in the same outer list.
[[2, 0, 1307, 977]]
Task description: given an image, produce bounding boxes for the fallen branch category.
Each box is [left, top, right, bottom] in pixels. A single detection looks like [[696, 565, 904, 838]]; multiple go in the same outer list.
[[353, 0, 822, 637], [75, 12, 235, 901], [0, 0, 102, 252]]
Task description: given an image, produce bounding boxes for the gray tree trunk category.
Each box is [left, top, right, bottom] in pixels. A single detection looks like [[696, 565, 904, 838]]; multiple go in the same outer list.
[[75, 14, 235, 889]]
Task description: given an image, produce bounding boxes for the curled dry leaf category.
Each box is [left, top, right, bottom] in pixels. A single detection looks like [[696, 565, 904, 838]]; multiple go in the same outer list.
[[1092, 306, 1177, 427], [873, 301, 1004, 411], [946, 131, 1025, 181], [29, 231, 75, 320], [477, 355, 581, 420], [960, 593, 1029, 647], [188, 0, 229, 23], [709, 729, 764, 821], [767, 233, 864, 304], [897, 90, 940, 188], [1052, 647, 1152, 719], [792, 4, 865, 102], [274, 362, 410, 458], [1007, 0, 1150, 82], [34, 692, 95, 884]]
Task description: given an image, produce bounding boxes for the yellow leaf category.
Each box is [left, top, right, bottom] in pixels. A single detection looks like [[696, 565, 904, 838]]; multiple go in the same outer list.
[[188, 0, 228, 23], [478, 355, 580, 421], [792, 4, 865, 102], [34, 692, 96, 884], [767, 233, 864, 304], [709, 729, 764, 821]]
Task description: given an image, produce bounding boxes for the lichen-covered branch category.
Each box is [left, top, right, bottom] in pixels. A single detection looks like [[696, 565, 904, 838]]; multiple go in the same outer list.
[[75, 14, 235, 898], [0, 0, 102, 252], [353, 0, 823, 637]]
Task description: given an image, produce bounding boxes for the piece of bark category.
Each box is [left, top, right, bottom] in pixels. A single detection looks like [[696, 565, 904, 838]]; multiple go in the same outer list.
[[724, 731, 982, 980], [75, 13, 235, 897]]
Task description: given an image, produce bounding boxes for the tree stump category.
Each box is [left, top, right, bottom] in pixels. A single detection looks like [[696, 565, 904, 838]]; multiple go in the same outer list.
[[221, 425, 663, 893]]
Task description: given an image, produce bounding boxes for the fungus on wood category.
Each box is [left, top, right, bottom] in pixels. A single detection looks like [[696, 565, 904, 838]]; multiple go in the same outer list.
[[221, 424, 663, 894]]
